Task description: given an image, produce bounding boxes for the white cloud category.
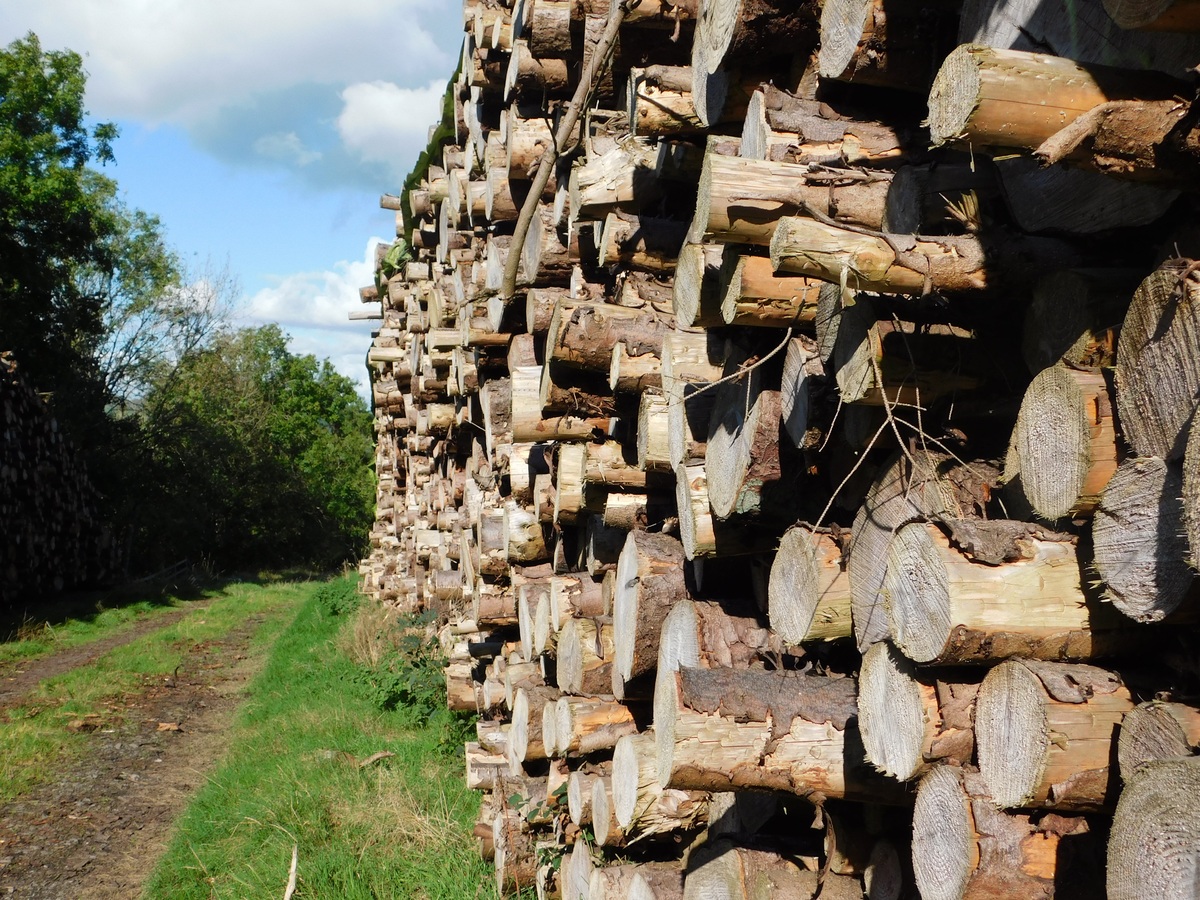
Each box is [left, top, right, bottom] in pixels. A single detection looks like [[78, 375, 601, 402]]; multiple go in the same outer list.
[[240, 238, 388, 395], [0, 0, 461, 126], [253, 132, 322, 167], [337, 79, 445, 178]]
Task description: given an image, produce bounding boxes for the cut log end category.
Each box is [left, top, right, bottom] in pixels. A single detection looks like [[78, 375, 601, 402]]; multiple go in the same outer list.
[[926, 44, 982, 147], [883, 522, 952, 664], [1108, 756, 1200, 900], [974, 660, 1048, 809], [912, 767, 974, 900], [859, 641, 932, 782]]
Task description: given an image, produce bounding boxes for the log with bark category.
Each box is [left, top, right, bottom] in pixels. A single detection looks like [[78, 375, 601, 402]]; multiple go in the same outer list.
[[858, 641, 980, 781], [704, 364, 783, 520], [912, 765, 1105, 900], [1005, 365, 1118, 520], [883, 520, 1155, 663], [611, 732, 708, 843], [656, 666, 903, 802], [818, 0, 959, 92], [557, 616, 616, 695], [1022, 269, 1135, 374], [769, 215, 1086, 296], [974, 659, 1132, 810], [612, 531, 689, 686], [691, 151, 892, 247], [1117, 700, 1200, 777], [718, 252, 825, 328], [927, 44, 1187, 152]]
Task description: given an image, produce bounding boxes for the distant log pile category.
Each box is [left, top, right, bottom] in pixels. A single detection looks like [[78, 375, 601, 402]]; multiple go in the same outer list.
[[356, 0, 1200, 895], [0, 352, 117, 606]]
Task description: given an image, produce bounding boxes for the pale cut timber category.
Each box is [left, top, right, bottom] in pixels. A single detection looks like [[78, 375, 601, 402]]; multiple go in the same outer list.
[[913, 765, 1104, 900], [881, 162, 1002, 234], [847, 451, 986, 651], [975, 659, 1132, 810], [1116, 263, 1200, 460], [705, 367, 782, 519], [610, 341, 662, 393], [927, 44, 1186, 150], [591, 777, 626, 847], [612, 732, 708, 843], [674, 462, 776, 560], [550, 574, 606, 631], [510, 684, 561, 768], [637, 392, 673, 471], [506, 39, 571, 102], [767, 525, 853, 643], [1108, 756, 1200, 900], [663, 331, 724, 466], [602, 491, 673, 530], [1117, 700, 1200, 777], [770, 215, 1085, 296], [627, 65, 752, 136], [691, 151, 891, 247], [718, 252, 825, 328], [1007, 365, 1117, 519], [568, 139, 663, 220], [1092, 456, 1193, 623], [859, 642, 979, 782], [567, 765, 608, 826]]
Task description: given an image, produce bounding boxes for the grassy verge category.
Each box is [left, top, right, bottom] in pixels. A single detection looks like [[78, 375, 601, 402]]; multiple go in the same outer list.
[[144, 577, 497, 900], [0, 596, 189, 667], [0, 580, 303, 803]]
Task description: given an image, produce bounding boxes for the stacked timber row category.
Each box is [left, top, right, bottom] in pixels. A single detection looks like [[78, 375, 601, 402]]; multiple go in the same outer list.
[[355, 0, 1200, 896], [0, 352, 118, 606]]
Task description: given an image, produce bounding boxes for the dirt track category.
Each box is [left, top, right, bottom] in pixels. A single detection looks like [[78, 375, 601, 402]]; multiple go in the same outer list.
[[0, 608, 269, 899]]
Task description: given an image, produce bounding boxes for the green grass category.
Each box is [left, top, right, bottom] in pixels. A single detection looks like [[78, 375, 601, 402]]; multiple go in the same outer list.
[[0, 597, 187, 666], [0, 580, 303, 802], [143, 577, 497, 900]]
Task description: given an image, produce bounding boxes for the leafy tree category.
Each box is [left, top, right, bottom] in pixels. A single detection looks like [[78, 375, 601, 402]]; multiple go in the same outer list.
[[135, 325, 375, 570], [0, 33, 121, 409]]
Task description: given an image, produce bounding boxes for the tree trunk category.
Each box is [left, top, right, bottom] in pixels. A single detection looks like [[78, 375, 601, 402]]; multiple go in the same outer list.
[[818, 0, 958, 92], [692, 152, 892, 247], [556, 616, 616, 695], [1117, 700, 1200, 777], [718, 252, 825, 328], [600, 212, 689, 273], [612, 732, 708, 842], [674, 462, 776, 559], [1022, 269, 1135, 373], [553, 694, 638, 755], [693, 0, 820, 72], [975, 659, 1132, 810], [704, 367, 782, 520], [672, 242, 726, 328], [549, 299, 674, 374], [656, 666, 901, 802], [511, 684, 561, 767], [684, 839, 820, 900]]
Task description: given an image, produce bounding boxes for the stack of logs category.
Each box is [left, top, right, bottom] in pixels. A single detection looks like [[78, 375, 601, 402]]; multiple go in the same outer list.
[[0, 352, 117, 606], [356, 0, 1200, 896]]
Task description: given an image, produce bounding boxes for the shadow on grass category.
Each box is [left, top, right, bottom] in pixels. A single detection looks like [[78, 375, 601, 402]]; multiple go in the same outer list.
[[0, 563, 335, 644]]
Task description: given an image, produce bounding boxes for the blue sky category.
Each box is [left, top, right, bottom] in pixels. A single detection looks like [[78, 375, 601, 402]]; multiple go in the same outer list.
[[0, 0, 466, 393]]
